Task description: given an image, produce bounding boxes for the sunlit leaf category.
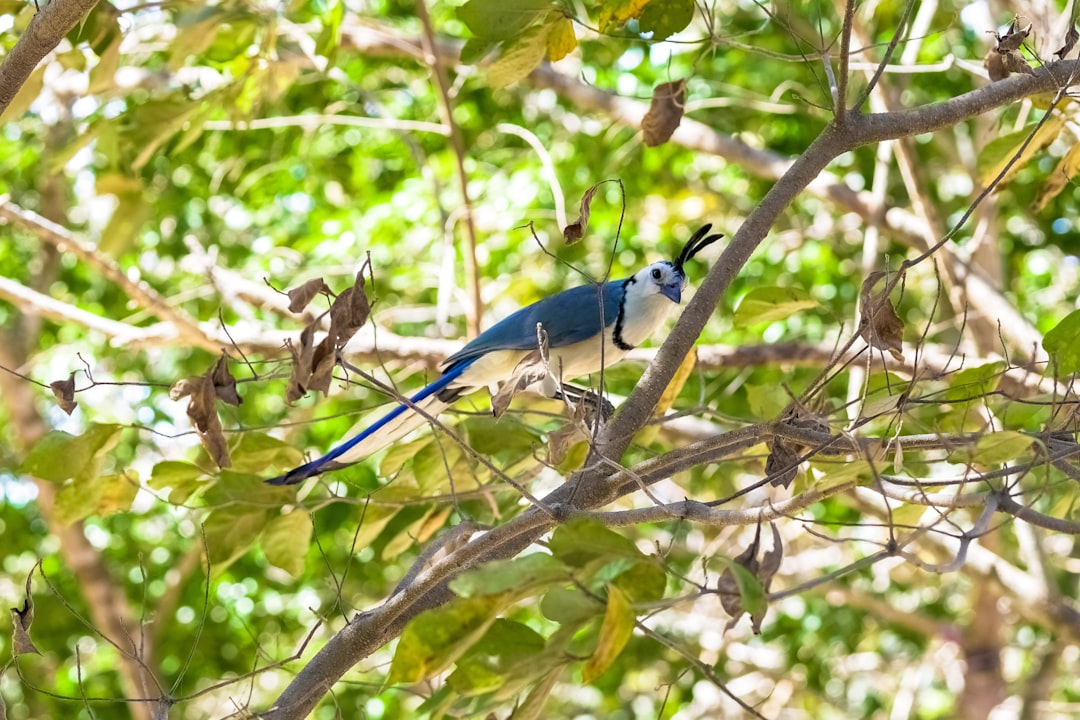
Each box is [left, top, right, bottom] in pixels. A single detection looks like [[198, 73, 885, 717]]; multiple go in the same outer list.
[[582, 585, 634, 682], [458, 0, 552, 40], [451, 553, 569, 597], [1044, 310, 1080, 375], [389, 594, 511, 684], [639, 0, 694, 40], [549, 517, 644, 567], [262, 511, 312, 576], [546, 16, 576, 61], [204, 507, 272, 569], [487, 24, 551, 88], [733, 286, 818, 328]]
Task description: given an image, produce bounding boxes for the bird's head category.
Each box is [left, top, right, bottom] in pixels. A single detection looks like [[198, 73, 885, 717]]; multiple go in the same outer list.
[[632, 224, 724, 305]]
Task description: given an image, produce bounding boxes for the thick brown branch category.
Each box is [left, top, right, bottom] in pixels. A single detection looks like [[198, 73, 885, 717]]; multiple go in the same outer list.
[[0, 0, 101, 117]]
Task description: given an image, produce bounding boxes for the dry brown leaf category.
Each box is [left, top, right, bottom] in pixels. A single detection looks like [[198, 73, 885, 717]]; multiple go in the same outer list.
[[641, 78, 687, 147], [858, 271, 905, 362], [308, 335, 338, 396], [49, 371, 77, 415], [765, 437, 801, 488], [12, 563, 41, 656], [718, 523, 782, 633], [1055, 26, 1078, 59], [492, 353, 544, 418], [285, 322, 318, 403], [329, 271, 371, 346], [995, 20, 1031, 53], [563, 183, 601, 244], [180, 371, 232, 468], [984, 50, 1008, 81], [211, 353, 242, 406], [1001, 50, 1035, 75], [287, 278, 330, 313]]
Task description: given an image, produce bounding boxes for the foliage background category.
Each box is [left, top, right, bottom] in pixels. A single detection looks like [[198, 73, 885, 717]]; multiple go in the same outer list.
[[1, 0, 1080, 718]]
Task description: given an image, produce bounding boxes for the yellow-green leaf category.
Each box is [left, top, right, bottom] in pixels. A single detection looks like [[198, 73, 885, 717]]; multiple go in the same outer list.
[[733, 286, 818, 328], [638, 0, 694, 40], [582, 585, 634, 683], [977, 115, 1065, 188], [546, 16, 576, 61], [262, 511, 312, 576], [457, 0, 552, 40], [1044, 310, 1080, 375], [389, 594, 510, 684], [488, 24, 550, 88], [204, 507, 271, 569], [959, 431, 1035, 467]]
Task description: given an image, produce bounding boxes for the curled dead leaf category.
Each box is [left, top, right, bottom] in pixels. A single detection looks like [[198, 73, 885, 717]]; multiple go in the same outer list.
[[563, 183, 601, 244], [994, 19, 1031, 54], [49, 371, 78, 415], [641, 78, 687, 147], [1001, 50, 1035, 75], [12, 562, 41, 656], [765, 437, 801, 488], [329, 270, 371, 346], [717, 522, 782, 633], [285, 322, 318, 403], [984, 50, 1009, 81], [211, 353, 241, 406], [858, 271, 905, 362], [287, 278, 330, 313], [1054, 26, 1078, 59]]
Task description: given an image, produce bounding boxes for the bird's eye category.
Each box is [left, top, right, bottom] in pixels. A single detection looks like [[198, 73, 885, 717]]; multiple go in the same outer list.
[[651, 268, 662, 280]]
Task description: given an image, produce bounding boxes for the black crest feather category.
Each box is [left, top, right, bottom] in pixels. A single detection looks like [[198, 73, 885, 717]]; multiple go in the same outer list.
[[674, 224, 723, 274]]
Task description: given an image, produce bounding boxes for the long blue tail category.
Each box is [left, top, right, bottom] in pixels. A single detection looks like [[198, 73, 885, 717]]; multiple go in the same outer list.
[[267, 363, 471, 485]]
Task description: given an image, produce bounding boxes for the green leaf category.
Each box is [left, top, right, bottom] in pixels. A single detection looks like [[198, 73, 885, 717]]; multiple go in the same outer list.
[[597, 0, 650, 31], [540, 585, 604, 625], [380, 435, 433, 478], [314, 0, 344, 61], [389, 594, 510, 684], [487, 24, 551, 88], [746, 383, 787, 420], [943, 362, 1004, 402], [613, 559, 667, 604], [262, 511, 312, 576], [581, 586, 634, 682], [19, 424, 122, 483], [457, 0, 552, 40], [149, 460, 207, 504], [977, 115, 1065, 188], [203, 470, 295, 506], [546, 16, 576, 61], [229, 432, 305, 474], [959, 431, 1035, 467], [446, 619, 546, 695], [54, 472, 138, 525], [460, 36, 499, 64], [733, 286, 818, 328], [713, 556, 767, 622], [204, 507, 271, 569], [451, 553, 569, 597], [638, 0, 694, 40], [1044, 309, 1080, 375], [510, 665, 563, 720], [548, 518, 644, 567]]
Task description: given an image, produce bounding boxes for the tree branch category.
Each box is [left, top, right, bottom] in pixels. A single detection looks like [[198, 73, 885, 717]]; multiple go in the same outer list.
[[0, 0, 102, 117]]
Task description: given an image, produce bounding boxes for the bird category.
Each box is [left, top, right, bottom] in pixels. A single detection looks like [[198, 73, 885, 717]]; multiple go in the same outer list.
[[267, 225, 723, 485]]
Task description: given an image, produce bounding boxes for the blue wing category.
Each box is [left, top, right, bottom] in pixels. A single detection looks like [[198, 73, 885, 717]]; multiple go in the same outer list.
[[442, 280, 626, 372]]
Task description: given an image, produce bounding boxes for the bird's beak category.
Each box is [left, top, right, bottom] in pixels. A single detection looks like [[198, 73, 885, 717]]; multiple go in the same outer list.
[[660, 282, 682, 304]]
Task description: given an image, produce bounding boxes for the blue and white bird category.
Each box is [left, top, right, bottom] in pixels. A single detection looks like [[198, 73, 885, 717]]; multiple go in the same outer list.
[[268, 225, 722, 485]]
